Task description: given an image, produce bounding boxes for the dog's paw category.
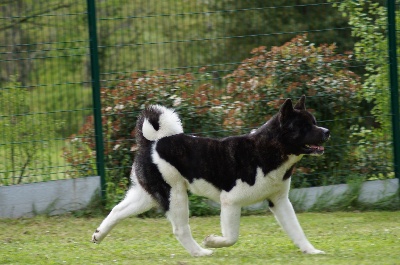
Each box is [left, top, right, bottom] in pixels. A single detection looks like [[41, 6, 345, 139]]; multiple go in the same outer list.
[[191, 248, 213, 257], [302, 248, 325, 255], [203, 234, 237, 248], [91, 229, 104, 244], [203, 234, 219, 248]]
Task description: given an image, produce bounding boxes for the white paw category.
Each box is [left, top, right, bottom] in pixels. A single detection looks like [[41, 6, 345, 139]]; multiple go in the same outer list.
[[302, 248, 325, 254], [191, 248, 213, 257], [203, 234, 237, 248], [91, 229, 104, 244], [203, 234, 219, 248]]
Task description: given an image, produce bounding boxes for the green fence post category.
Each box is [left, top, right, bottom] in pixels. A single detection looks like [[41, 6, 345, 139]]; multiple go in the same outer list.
[[387, 0, 400, 183], [86, 0, 106, 200]]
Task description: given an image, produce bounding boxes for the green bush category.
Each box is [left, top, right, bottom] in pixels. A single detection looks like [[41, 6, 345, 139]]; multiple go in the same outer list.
[[332, 0, 394, 180], [64, 35, 363, 211]]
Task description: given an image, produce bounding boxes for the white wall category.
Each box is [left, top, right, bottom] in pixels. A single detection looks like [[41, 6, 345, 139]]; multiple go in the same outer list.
[[289, 178, 399, 211], [0, 177, 398, 218], [0, 176, 100, 218]]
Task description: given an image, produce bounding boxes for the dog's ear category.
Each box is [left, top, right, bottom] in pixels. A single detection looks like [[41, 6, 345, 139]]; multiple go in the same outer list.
[[279, 98, 294, 124], [294, 95, 306, 110]]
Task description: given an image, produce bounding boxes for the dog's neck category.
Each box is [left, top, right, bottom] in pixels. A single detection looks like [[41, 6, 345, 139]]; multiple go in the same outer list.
[[251, 115, 303, 161], [251, 114, 282, 141]]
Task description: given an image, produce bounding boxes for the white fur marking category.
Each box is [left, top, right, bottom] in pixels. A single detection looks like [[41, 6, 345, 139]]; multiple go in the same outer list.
[[142, 105, 183, 141], [221, 155, 301, 207], [188, 179, 221, 202], [151, 143, 184, 186]]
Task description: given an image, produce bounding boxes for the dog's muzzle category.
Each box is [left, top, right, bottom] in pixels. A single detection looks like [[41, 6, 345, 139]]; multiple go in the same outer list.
[[320, 127, 330, 142]]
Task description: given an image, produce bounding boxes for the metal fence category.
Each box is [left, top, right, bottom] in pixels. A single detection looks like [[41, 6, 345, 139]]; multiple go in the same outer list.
[[0, 1, 399, 202]]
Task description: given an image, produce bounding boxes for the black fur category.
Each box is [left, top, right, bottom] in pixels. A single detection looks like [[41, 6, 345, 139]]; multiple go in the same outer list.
[[134, 146, 171, 211], [156, 132, 287, 192], [267, 200, 275, 208], [283, 165, 295, 181], [134, 106, 171, 211]]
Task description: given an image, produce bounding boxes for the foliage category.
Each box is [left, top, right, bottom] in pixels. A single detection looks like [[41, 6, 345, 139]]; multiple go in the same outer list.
[[332, 0, 394, 178], [209, 0, 354, 69], [349, 125, 393, 178], [1, 1, 354, 85], [0, 1, 355, 136], [189, 193, 220, 217], [0, 1, 92, 137], [334, 1, 388, 125], [62, 133, 97, 179], [0, 77, 64, 185], [64, 35, 362, 209]]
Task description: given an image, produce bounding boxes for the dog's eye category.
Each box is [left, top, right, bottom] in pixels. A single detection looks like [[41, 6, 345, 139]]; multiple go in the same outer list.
[[312, 118, 317, 126]]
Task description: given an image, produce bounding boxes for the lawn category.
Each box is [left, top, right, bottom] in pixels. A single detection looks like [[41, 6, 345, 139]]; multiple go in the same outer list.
[[1, 212, 399, 265]]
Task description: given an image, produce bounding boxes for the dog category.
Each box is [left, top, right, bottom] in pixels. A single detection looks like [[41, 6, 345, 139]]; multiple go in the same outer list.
[[91, 95, 330, 256]]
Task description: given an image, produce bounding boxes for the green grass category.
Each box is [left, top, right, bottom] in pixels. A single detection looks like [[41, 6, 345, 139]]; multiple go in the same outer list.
[[1, 212, 399, 264]]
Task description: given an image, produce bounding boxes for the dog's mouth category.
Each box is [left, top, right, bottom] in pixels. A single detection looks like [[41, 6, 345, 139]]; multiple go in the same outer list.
[[303, 144, 325, 155]]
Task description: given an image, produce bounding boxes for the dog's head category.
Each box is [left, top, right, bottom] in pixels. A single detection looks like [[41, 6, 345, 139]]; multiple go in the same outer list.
[[278, 95, 330, 156]]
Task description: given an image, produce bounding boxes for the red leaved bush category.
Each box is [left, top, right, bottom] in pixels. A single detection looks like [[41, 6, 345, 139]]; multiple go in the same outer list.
[[224, 34, 360, 128]]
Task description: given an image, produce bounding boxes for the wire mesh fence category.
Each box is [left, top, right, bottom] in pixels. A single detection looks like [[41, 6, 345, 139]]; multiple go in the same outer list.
[[0, 1, 398, 205], [0, 1, 93, 184]]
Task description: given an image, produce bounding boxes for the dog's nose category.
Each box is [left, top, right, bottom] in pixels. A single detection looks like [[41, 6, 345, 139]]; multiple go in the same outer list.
[[323, 128, 330, 139]]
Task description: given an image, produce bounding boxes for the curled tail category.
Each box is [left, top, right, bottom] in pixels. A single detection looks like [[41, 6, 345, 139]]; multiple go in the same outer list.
[[135, 105, 183, 145]]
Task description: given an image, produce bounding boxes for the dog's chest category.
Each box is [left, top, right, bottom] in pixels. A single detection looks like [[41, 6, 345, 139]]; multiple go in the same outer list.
[[221, 161, 295, 206]]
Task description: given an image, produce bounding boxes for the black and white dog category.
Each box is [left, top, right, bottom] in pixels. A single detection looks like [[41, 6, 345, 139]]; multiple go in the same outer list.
[[92, 96, 330, 256]]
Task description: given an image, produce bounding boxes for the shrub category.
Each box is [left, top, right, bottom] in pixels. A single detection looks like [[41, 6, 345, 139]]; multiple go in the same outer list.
[[332, 0, 394, 179]]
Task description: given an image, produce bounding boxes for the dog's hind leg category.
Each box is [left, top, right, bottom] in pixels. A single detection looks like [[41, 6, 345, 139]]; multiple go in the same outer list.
[[166, 185, 213, 257], [203, 203, 241, 248], [269, 196, 325, 254], [91, 183, 156, 244]]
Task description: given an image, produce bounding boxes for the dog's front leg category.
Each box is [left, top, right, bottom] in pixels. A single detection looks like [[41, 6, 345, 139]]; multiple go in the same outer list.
[[203, 203, 241, 248], [270, 197, 325, 254]]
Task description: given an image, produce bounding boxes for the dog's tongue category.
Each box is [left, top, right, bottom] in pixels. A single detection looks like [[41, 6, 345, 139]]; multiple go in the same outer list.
[[310, 145, 324, 151]]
